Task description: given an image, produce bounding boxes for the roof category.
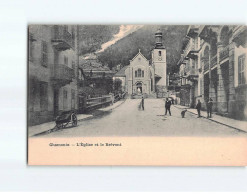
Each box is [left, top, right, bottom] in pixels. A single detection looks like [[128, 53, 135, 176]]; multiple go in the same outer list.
[[80, 58, 111, 72], [114, 66, 129, 77], [155, 74, 162, 78], [130, 50, 149, 62]]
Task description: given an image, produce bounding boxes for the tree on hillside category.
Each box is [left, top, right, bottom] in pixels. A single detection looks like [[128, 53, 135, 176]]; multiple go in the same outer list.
[[97, 25, 188, 74], [79, 25, 120, 56]]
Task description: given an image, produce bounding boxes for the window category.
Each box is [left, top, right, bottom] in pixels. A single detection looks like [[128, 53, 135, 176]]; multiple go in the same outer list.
[[29, 33, 34, 61], [71, 27, 75, 47], [78, 69, 83, 80], [64, 56, 68, 65], [72, 61, 75, 69], [135, 69, 144, 77], [41, 41, 48, 67], [63, 89, 67, 109], [63, 25, 68, 32], [138, 69, 142, 77], [71, 89, 75, 109], [159, 51, 162, 56], [238, 54, 246, 85], [40, 82, 48, 111]]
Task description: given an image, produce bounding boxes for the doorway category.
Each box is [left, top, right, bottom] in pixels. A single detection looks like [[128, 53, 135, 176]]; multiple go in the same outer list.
[[136, 82, 142, 94]]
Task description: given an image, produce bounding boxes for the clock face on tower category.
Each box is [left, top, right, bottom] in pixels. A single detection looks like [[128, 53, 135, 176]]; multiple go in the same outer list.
[[158, 57, 162, 61]]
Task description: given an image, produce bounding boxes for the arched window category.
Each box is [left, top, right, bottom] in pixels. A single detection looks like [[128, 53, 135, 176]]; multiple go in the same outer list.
[[159, 51, 162, 56], [135, 68, 144, 77], [138, 69, 142, 77], [220, 26, 230, 47], [204, 46, 210, 62]]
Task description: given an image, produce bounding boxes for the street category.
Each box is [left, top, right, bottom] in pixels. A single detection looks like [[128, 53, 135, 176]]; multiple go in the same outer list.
[[38, 99, 247, 137]]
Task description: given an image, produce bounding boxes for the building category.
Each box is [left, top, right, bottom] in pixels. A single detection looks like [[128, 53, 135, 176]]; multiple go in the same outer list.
[[151, 29, 167, 97], [114, 30, 167, 97], [28, 25, 79, 125], [177, 25, 201, 107], [79, 54, 114, 97], [124, 50, 155, 95], [177, 25, 247, 120], [113, 66, 128, 92]]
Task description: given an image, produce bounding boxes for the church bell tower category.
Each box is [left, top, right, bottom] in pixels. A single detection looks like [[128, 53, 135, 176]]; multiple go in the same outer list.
[[152, 29, 167, 93]]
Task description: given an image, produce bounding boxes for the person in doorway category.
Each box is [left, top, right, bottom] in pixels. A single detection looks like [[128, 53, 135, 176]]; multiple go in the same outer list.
[[196, 99, 201, 118], [141, 96, 144, 110], [207, 98, 213, 118], [165, 98, 172, 116]]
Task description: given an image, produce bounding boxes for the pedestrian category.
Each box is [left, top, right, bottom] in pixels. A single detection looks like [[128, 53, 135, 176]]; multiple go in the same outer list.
[[195, 99, 201, 118], [141, 96, 144, 110], [165, 98, 172, 116], [207, 98, 213, 118]]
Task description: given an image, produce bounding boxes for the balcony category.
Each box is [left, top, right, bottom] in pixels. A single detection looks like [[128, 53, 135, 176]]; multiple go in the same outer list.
[[204, 61, 209, 72], [184, 39, 199, 59], [51, 26, 73, 51], [50, 64, 75, 87], [219, 45, 229, 62], [211, 54, 217, 68], [187, 25, 199, 38], [186, 67, 199, 81]]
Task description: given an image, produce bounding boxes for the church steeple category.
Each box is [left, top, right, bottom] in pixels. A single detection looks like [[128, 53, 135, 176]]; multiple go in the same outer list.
[[155, 29, 165, 49]]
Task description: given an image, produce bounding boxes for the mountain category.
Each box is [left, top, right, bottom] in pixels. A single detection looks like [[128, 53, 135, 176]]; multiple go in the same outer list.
[[97, 25, 188, 74], [79, 25, 120, 56]]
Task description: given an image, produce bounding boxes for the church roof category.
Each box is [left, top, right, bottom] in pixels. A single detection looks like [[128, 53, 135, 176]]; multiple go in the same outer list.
[[130, 49, 149, 62], [114, 66, 129, 77]]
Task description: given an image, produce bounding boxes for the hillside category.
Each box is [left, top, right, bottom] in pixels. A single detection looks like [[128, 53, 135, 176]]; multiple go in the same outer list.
[[97, 25, 188, 74], [79, 25, 120, 56]]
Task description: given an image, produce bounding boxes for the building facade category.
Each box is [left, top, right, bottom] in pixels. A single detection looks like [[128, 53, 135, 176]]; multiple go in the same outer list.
[[113, 66, 128, 92], [115, 30, 167, 97], [178, 25, 247, 120], [124, 50, 155, 95], [151, 29, 167, 96], [28, 25, 80, 125]]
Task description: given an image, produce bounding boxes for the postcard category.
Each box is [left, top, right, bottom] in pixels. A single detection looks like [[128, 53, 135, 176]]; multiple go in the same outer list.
[[28, 25, 247, 165]]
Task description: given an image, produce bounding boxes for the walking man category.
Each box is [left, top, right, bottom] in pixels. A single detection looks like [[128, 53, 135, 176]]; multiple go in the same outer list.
[[196, 99, 201, 118], [141, 96, 144, 110], [207, 98, 213, 118], [165, 98, 172, 116]]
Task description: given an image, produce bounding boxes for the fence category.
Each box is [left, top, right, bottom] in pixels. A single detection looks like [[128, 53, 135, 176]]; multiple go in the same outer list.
[[85, 92, 126, 111], [86, 95, 113, 111]]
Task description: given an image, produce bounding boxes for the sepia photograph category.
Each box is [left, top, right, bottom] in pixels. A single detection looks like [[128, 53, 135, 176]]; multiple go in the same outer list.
[[3, 0, 247, 192], [27, 24, 247, 165], [28, 25, 247, 137]]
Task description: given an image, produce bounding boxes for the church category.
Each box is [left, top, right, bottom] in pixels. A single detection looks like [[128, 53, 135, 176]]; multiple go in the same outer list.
[[114, 29, 167, 97]]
